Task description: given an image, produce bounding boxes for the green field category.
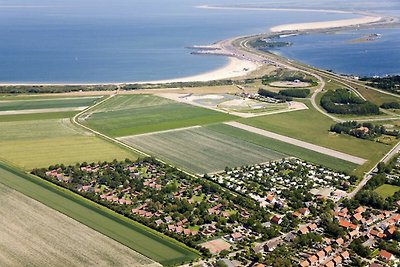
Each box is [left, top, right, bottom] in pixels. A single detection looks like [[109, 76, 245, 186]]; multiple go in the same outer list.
[[120, 126, 286, 174], [0, 111, 78, 122], [374, 184, 400, 198], [206, 124, 358, 173], [0, 119, 138, 170], [82, 95, 236, 137], [0, 163, 198, 266], [239, 101, 392, 176], [0, 96, 102, 111]]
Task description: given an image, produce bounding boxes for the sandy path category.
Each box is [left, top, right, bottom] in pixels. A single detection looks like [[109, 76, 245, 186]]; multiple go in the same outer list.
[[0, 183, 161, 267], [270, 16, 382, 32], [225, 121, 366, 165]]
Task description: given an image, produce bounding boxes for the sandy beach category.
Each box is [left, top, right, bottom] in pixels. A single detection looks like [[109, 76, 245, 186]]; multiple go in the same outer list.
[[270, 16, 382, 32], [144, 57, 261, 84]]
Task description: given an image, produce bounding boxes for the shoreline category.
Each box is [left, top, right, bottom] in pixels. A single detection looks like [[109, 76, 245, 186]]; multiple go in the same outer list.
[[0, 8, 397, 87]]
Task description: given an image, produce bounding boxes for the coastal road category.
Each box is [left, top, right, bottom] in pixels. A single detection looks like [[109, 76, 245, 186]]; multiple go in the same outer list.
[[225, 121, 367, 165]]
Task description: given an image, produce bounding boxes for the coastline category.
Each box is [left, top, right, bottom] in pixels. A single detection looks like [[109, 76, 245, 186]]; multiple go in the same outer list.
[[0, 8, 396, 87], [270, 16, 382, 32]]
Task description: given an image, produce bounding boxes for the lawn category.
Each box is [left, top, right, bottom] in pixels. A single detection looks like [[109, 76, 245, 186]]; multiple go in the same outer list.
[[119, 126, 286, 174], [0, 182, 161, 267], [206, 124, 357, 173], [0, 163, 199, 266], [239, 101, 392, 176], [0, 119, 138, 170], [374, 184, 400, 198], [0, 96, 102, 111], [82, 95, 236, 137]]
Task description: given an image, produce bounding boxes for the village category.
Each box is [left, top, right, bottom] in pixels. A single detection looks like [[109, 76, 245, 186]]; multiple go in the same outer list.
[[32, 156, 400, 267]]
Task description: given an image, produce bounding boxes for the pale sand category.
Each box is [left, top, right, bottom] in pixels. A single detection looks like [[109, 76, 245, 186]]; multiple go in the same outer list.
[[270, 16, 382, 32], [144, 57, 261, 84]]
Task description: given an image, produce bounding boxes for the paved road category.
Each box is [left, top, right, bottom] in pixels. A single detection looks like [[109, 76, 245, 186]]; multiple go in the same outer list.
[[347, 140, 400, 199], [225, 121, 367, 165]]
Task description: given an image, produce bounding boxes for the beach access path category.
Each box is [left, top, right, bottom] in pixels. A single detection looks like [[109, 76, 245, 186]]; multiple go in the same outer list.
[[224, 121, 367, 165]]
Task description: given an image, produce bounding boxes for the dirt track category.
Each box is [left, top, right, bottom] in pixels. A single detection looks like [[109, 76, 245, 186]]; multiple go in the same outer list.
[[225, 121, 367, 165]]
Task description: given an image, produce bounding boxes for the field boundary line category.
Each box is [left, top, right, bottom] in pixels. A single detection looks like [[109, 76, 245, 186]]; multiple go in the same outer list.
[[225, 121, 367, 165], [118, 125, 202, 138]]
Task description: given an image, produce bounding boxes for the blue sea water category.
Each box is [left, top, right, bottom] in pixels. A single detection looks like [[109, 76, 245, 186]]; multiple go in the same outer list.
[[0, 0, 399, 83]]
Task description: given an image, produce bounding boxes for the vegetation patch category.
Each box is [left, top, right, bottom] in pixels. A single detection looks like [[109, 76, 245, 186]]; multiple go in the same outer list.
[[381, 102, 400, 109], [320, 89, 380, 115], [279, 89, 310, 98], [360, 75, 400, 94], [330, 121, 399, 141], [374, 184, 400, 198]]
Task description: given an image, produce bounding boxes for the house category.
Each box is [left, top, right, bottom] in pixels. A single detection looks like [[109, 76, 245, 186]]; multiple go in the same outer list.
[[298, 226, 309, 235], [299, 260, 310, 267], [308, 223, 318, 232], [293, 211, 302, 218], [264, 239, 282, 252], [341, 251, 350, 261], [379, 250, 394, 263], [323, 246, 332, 255], [307, 255, 318, 266], [338, 220, 358, 230], [299, 208, 310, 216], [316, 250, 326, 261], [354, 206, 366, 213], [271, 215, 283, 225], [347, 230, 359, 240], [230, 232, 243, 242], [333, 255, 342, 265], [353, 213, 363, 222], [336, 238, 344, 246], [325, 261, 334, 267]]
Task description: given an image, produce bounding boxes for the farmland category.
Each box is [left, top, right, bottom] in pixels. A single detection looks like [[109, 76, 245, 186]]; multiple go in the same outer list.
[[0, 163, 199, 266], [81, 94, 236, 137], [206, 124, 358, 173], [239, 101, 392, 175], [0, 118, 137, 170], [119, 127, 286, 174], [0, 96, 102, 111], [374, 184, 400, 198], [0, 182, 161, 267]]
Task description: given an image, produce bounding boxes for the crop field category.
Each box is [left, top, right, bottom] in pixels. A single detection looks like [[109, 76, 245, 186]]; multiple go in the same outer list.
[[0, 163, 199, 266], [206, 124, 358, 173], [374, 184, 400, 198], [239, 101, 392, 175], [0, 96, 102, 111], [0, 183, 161, 267], [82, 95, 236, 137], [119, 127, 286, 174], [0, 119, 137, 170]]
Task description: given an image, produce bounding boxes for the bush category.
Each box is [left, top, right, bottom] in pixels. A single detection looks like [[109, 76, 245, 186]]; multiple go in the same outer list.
[[381, 102, 400, 109], [279, 89, 310, 98]]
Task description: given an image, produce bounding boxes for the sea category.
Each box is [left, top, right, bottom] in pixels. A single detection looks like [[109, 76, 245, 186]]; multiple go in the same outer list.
[[0, 0, 399, 83]]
